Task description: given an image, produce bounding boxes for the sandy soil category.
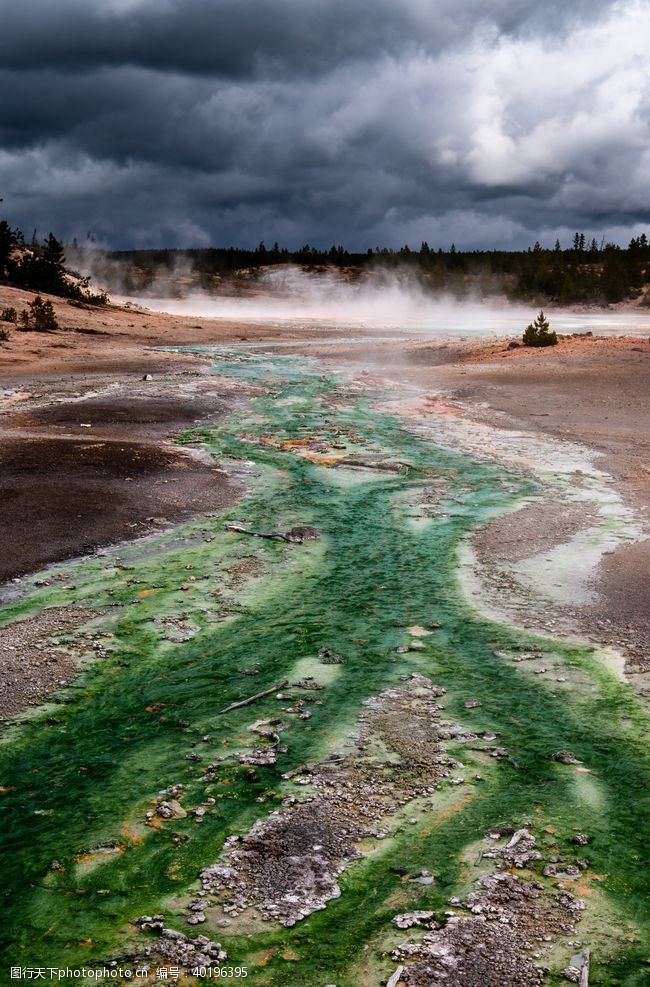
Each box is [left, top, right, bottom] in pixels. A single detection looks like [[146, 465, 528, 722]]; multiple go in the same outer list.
[[0, 367, 248, 583], [0, 606, 99, 720], [435, 339, 650, 658], [0, 283, 343, 379]]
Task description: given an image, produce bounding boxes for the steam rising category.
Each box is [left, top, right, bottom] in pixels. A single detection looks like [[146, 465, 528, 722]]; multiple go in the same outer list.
[[111, 266, 650, 337]]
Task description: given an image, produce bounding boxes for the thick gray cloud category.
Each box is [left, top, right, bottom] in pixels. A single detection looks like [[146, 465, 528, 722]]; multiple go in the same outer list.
[[1, 0, 648, 249]]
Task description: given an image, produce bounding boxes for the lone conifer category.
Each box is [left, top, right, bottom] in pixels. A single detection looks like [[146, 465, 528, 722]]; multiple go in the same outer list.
[[522, 310, 557, 347]]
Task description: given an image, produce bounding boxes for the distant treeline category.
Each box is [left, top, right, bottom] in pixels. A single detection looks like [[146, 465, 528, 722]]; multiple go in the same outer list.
[[103, 233, 650, 305], [4, 214, 650, 305]]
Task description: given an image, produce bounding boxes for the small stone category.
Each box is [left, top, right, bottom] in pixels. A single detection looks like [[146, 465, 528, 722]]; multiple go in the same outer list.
[[552, 750, 580, 764]]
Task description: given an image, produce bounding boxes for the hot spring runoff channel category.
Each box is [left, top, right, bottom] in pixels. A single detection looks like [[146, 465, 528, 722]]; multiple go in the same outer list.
[[0, 346, 649, 985]]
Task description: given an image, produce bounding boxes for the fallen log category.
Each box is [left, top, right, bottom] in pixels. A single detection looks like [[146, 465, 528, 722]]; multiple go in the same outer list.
[[225, 523, 290, 542], [225, 523, 320, 544], [217, 680, 289, 715], [336, 458, 410, 473], [579, 948, 590, 987], [386, 966, 405, 987]]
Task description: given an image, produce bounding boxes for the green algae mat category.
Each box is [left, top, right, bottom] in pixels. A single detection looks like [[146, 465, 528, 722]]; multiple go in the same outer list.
[[0, 347, 649, 986]]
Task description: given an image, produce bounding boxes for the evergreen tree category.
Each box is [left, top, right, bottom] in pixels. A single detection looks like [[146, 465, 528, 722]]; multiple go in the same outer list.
[[18, 295, 59, 332], [522, 310, 558, 347], [0, 220, 21, 280], [21, 233, 68, 294]]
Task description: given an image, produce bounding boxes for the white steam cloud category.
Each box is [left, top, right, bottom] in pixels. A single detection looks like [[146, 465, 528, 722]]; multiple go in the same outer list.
[[114, 266, 650, 337]]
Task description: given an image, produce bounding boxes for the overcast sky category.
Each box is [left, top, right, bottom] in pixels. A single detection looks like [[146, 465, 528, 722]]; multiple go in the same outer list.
[[1, 0, 649, 250]]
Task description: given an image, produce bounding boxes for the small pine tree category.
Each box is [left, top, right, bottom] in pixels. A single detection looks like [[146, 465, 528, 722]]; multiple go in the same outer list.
[[18, 295, 59, 332], [522, 310, 558, 347], [1, 305, 18, 323]]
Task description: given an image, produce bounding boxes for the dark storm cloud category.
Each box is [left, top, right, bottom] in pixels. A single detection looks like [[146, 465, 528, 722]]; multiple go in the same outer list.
[[0, 0, 614, 78], [1, 0, 648, 249]]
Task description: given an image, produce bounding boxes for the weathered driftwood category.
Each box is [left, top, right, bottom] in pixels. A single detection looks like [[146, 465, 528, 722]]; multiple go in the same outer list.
[[579, 948, 590, 987], [225, 523, 290, 542], [337, 458, 410, 473], [217, 680, 289, 715], [225, 523, 320, 544], [386, 966, 405, 987]]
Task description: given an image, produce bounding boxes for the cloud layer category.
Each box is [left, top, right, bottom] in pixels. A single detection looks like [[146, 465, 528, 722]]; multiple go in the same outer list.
[[1, 0, 649, 248]]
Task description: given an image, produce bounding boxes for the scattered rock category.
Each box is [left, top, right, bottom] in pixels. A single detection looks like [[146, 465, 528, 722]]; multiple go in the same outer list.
[[236, 748, 277, 766], [393, 865, 584, 987], [543, 863, 581, 880], [392, 911, 437, 930], [128, 920, 226, 971], [318, 647, 343, 664], [198, 675, 460, 927], [484, 828, 541, 868], [284, 525, 321, 543], [156, 800, 186, 820]]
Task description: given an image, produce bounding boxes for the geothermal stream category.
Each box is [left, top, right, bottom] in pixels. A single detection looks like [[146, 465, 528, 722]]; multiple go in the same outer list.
[[0, 340, 649, 986]]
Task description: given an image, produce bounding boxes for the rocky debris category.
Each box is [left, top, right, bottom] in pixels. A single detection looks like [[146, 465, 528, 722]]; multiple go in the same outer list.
[[552, 751, 580, 764], [236, 748, 277, 766], [391, 830, 585, 987], [543, 863, 581, 880], [249, 717, 290, 740], [284, 525, 321, 542], [0, 606, 99, 720], [461, 871, 584, 933], [200, 802, 359, 926], [572, 833, 590, 846], [198, 675, 462, 927], [463, 698, 481, 709], [156, 800, 186, 820], [129, 918, 226, 970], [393, 917, 546, 986], [292, 677, 323, 690], [483, 828, 541, 868], [155, 613, 200, 643], [561, 948, 591, 983], [393, 911, 437, 930], [318, 646, 343, 664], [224, 554, 265, 588]]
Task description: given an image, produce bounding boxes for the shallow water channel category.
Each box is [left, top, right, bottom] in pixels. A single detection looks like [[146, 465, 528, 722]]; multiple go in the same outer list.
[[0, 347, 649, 985]]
